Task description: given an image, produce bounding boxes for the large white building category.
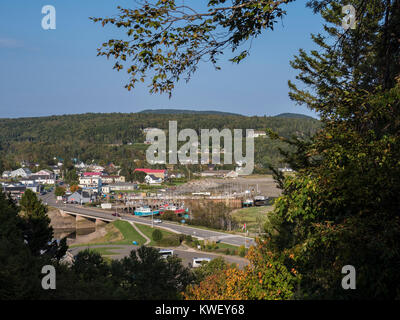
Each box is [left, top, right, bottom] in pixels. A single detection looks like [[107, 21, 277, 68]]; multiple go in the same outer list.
[[20, 169, 56, 185], [7, 168, 32, 178], [79, 176, 102, 191]]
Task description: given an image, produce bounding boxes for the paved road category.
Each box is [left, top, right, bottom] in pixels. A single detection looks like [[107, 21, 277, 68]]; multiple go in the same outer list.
[[41, 192, 256, 247], [69, 244, 249, 269]]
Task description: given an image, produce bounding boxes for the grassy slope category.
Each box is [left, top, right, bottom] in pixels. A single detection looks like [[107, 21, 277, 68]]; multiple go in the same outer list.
[[70, 220, 146, 247], [231, 206, 274, 234], [134, 223, 177, 246]]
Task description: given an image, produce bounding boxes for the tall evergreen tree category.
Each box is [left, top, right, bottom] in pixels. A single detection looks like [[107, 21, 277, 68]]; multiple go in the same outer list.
[[265, 0, 400, 299]]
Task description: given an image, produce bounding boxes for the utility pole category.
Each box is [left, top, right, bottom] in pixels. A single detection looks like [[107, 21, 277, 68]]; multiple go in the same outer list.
[[244, 223, 247, 250]]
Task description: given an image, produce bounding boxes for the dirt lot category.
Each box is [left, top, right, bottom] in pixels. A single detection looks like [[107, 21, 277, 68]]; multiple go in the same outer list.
[[174, 175, 281, 198]]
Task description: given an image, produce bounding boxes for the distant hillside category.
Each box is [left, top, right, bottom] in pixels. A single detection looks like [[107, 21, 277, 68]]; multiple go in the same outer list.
[[0, 112, 320, 173], [139, 109, 243, 116], [274, 113, 315, 119]]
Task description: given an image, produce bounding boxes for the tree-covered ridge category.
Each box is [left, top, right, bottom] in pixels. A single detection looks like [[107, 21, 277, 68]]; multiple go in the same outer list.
[[274, 113, 316, 119], [138, 108, 243, 116], [0, 112, 320, 171]]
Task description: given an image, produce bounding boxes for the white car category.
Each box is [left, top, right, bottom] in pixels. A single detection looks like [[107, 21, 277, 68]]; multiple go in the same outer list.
[[159, 249, 174, 259], [154, 219, 162, 224], [192, 257, 211, 268]]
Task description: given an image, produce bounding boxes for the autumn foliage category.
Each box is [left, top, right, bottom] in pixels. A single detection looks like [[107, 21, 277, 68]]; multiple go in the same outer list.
[[185, 239, 297, 300]]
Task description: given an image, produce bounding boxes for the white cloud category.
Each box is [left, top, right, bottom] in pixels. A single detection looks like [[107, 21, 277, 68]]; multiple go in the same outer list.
[[0, 38, 23, 48]]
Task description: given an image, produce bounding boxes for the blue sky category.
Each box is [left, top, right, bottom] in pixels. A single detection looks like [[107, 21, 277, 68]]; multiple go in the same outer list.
[[0, 1, 325, 118]]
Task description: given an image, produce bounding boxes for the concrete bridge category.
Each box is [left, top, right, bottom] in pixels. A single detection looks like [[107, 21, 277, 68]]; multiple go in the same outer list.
[[59, 209, 112, 230]]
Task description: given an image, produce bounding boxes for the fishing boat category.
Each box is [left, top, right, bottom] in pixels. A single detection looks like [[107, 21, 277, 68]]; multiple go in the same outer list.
[[254, 196, 269, 206], [159, 204, 189, 216], [134, 206, 160, 216], [242, 199, 254, 207]]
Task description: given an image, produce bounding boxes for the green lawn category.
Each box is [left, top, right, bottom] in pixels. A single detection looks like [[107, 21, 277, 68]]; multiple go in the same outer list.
[[112, 220, 147, 245], [70, 220, 147, 247], [185, 239, 241, 256], [231, 206, 274, 234], [135, 223, 177, 246]]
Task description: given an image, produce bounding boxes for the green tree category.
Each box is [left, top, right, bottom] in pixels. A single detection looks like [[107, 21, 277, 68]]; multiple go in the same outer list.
[[19, 190, 54, 256], [55, 186, 66, 197], [64, 169, 79, 185], [91, 0, 294, 96], [117, 246, 194, 299], [0, 192, 41, 299], [265, 0, 400, 299], [133, 170, 147, 183], [193, 257, 228, 283]]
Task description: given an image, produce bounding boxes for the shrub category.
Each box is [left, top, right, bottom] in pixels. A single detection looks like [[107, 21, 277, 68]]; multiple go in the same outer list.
[[152, 229, 163, 242], [185, 235, 193, 243], [238, 245, 246, 257], [158, 234, 180, 246]]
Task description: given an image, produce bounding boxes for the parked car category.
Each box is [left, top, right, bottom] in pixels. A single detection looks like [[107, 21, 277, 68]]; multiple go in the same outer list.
[[159, 249, 174, 259], [191, 257, 211, 268]]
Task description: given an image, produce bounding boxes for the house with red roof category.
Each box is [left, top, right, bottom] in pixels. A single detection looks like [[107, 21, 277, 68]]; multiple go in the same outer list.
[[83, 172, 102, 177]]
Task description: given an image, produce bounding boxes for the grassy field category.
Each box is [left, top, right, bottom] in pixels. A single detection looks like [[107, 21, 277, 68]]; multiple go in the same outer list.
[[231, 206, 274, 234], [134, 223, 178, 246], [70, 220, 147, 247], [112, 220, 147, 245]]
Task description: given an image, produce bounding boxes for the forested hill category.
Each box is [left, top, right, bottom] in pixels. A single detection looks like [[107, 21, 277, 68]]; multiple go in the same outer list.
[[274, 113, 316, 119], [0, 112, 320, 172], [139, 109, 242, 116]]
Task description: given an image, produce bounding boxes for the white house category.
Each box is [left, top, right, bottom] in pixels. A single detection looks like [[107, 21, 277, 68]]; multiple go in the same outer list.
[[10, 168, 32, 178], [102, 182, 138, 193], [225, 170, 239, 178], [79, 176, 102, 191], [247, 130, 267, 138], [278, 167, 294, 173], [74, 162, 86, 169], [51, 165, 61, 175], [22, 169, 56, 184], [89, 165, 105, 172], [67, 190, 96, 204], [101, 175, 126, 184], [2, 171, 11, 178], [143, 127, 159, 133], [145, 174, 162, 185], [35, 169, 53, 176]]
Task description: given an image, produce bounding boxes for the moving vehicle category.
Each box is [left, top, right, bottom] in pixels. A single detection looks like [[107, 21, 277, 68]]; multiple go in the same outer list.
[[192, 257, 211, 268], [159, 249, 174, 259], [153, 219, 162, 224]]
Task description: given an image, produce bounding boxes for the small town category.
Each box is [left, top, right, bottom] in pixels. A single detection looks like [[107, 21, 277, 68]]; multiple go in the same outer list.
[[1, 155, 287, 275], [1, 0, 398, 307]]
